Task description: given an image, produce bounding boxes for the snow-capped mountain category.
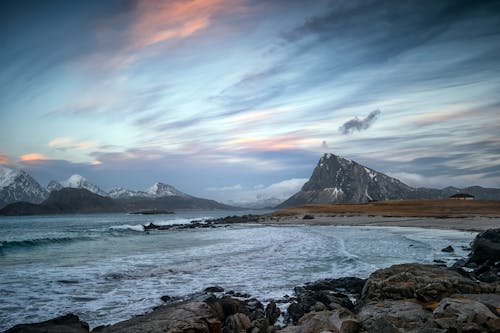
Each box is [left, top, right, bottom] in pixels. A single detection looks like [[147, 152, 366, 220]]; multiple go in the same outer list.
[[279, 153, 500, 208], [0, 165, 48, 208], [146, 182, 188, 197], [279, 153, 414, 207], [49, 174, 108, 196], [108, 187, 147, 199], [47, 180, 63, 192]]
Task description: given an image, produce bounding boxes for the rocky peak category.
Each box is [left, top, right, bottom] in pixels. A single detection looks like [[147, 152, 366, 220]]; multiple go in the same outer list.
[[146, 182, 186, 197], [0, 165, 48, 208]]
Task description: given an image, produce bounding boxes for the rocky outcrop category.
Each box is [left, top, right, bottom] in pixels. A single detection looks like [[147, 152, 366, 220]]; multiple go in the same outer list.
[[5, 314, 89, 333], [360, 263, 497, 302], [468, 228, 500, 265], [5, 229, 500, 333]]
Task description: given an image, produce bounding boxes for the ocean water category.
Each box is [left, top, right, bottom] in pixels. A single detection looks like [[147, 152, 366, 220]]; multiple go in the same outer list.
[[0, 212, 476, 330]]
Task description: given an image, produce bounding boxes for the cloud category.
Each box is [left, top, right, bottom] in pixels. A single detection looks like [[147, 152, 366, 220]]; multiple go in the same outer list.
[[131, 0, 247, 47], [339, 110, 381, 135], [0, 152, 10, 165], [19, 153, 50, 162], [48, 137, 98, 151], [204, 177, 308, 203], [206, 184, 243, 191]]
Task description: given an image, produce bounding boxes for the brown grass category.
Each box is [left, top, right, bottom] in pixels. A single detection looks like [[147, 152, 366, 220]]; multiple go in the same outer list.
[[272, 199, 500, 218]]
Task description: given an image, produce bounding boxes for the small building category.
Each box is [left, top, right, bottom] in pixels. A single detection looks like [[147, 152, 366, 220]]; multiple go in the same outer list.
[[449, 193, 475, 200]]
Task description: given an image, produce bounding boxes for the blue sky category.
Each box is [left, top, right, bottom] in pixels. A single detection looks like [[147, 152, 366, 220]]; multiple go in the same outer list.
[[1, 0, 500, 202]]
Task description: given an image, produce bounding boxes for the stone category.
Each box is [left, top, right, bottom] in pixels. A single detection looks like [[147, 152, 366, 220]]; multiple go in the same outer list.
[[441, 245, 454, 252], [223, 313, 252, 333], [265, 300, 281, 325], [97, 301, 220, 333], [433, 297, 500, 332], [467, 228, 500, 265], [205, 286, 225, 293], [277, 308, 359, 333], [361, 263, 487, 302], [5, 314, 89, 333], [358, 300, 432, 332]]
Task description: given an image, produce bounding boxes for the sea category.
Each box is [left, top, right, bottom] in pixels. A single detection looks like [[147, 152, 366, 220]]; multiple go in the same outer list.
[[0, 211, 477, 330]]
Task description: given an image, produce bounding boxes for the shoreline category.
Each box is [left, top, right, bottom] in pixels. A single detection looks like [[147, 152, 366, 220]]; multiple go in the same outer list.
[[5, 228, 499, 332], [256, 214, 500, 232]]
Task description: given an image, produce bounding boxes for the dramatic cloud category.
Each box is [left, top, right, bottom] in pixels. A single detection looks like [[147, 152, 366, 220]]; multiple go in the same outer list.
[[339, 110, 381, 135], [131, 0, 247, 47]]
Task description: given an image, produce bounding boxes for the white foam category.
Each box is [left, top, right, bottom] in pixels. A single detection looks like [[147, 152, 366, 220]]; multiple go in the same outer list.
[[110, 224, 144, 232]]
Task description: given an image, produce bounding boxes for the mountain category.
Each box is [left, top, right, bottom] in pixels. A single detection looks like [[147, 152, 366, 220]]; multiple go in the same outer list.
[[108, 182, 188, 199], [50, 174, 108, 196], [46, 180, 63, 192], [278, 153, 500, 207], [0, 166, 48, 208], [0, 188, 124, 215], [146, 182, 188, 197]]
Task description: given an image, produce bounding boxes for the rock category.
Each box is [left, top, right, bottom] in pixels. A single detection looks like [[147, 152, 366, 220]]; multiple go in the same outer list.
[[467, 228, 500, 265], [265, 300, 281, 325], [223, 313, 252, 333], [450, 293, 500, 315], [97, 301, 220, 333], [433, 297, 500, 332], [205, 286, 225, 293], [441, 245, 454, 252], [361, 263, 489, 302], [358, 300, 432, 332], [160, 295, 172, 302], [277, 309, 360, 333], [286, 277, 365, 323], [303, 214, 315, 220], [5, 314, 89, 333]]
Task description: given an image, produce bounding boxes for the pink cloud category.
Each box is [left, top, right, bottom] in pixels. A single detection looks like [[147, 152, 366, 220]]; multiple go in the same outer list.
[[19, 153, 50, 162], [132, 0, 247, 47], [0, 152, 10, 165]]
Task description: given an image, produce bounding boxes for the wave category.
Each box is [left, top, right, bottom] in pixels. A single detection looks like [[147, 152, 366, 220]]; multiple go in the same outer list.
[[109, 224, 144, 232], [0, 236, 92, 252]]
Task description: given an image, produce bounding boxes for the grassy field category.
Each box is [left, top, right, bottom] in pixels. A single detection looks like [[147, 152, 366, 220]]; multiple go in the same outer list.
[[272, 199, 500, 218]]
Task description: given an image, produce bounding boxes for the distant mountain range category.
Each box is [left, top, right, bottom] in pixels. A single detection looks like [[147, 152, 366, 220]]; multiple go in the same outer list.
[[0, 166, 235, 214], [278, 153, 500, 207], [2, 154, 500, 215]]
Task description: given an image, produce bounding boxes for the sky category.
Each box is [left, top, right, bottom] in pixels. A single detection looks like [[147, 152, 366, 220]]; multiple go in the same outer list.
[[1, 0, 500, 203]]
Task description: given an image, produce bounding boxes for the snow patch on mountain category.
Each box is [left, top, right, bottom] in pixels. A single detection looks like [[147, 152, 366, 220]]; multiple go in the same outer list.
[[0, 165, 48, 208], [50, 174, 108, 196]]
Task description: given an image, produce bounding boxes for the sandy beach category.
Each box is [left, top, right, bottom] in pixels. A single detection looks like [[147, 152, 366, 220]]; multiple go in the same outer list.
[[259, 214, 500, 232], [259, 199, 500, 231]]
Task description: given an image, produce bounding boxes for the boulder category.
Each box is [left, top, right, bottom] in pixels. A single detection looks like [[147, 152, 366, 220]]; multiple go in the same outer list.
[[358, 300, 432, 332], [433, 297, 500, 332], [97, 301, 220, 333], [277, 308, 360, 333], [467, 228, 500, 265], [5, 314, 89, 333], [361, 263, 489, 302], [265, 300, 281, 325], [223, 313, 252, 333]]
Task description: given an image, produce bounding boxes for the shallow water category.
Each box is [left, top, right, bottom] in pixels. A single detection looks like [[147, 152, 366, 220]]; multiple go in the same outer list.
[[0, 212, 476, 330]]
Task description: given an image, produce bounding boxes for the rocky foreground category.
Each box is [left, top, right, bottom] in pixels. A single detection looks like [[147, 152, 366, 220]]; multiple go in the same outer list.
[[5, 229, 500, 333]]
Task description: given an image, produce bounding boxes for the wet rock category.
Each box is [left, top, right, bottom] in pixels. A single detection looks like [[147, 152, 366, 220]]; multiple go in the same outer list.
[[358, 300, 432, 332], [160, 295, 172, 302], [5, 314, 89, 333], [433, 297, 500, 332], [302, 215, 315, 220], [223, 313, 252, 333], [441, 245, 454, 252], [278, 308, 360, 333], [97, 301, 219, 333], [205, 286, 225, 293], [265, 300, 281, 325], [467, 228, 500, 265], [361, 263, 489, 302]]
